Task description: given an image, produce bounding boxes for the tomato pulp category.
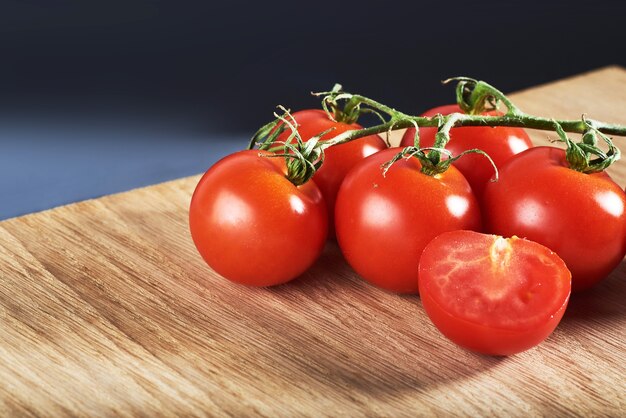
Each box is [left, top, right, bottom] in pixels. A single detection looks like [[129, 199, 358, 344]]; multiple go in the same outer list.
[[335, 148, 481, 293], [482, 146, 626, 291], [276, 109, 387, 236], [189, 150, 328, 286], [419, 230, 571, 356], [400, 104, 533, 198]]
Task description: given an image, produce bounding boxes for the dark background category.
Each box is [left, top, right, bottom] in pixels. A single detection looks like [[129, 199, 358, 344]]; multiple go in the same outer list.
[[1, 0, 625, 218]]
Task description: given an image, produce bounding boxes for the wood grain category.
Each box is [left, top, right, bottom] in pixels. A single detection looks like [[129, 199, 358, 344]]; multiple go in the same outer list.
[[1, 67, 625, 417]]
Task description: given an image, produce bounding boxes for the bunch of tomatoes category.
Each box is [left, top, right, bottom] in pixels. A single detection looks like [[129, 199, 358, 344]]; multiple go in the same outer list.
[[189, 103, 626, 356]]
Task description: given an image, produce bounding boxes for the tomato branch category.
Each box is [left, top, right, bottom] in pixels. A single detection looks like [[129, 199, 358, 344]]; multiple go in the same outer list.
[[317, 78, 626, 151], [320, 114, 626, 147], [252, 78, 626, 182]]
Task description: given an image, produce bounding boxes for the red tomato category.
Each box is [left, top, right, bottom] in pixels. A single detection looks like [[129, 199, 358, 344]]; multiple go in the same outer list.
[[335, 148, 481, 293], [189, 150, 328, 286], [276, 109, 387, 236], [482, 146, 626, 291], [400, 104, 533, 198], [419, 230, 571, 356]]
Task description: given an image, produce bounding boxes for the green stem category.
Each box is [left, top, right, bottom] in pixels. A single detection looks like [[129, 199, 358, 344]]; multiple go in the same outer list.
[[340, 94, 412, 120], [254, 79, 626, 183], [319, 114, 626, 150]]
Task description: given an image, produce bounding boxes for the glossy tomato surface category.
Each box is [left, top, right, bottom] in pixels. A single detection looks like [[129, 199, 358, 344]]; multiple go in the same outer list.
[[189, 150, 328, 286], [401, 104, 533, 198], [483, 146, 626, 291], [335, 147, 481, 293], [276, 109, 387, 236], [419, 230, 571, 356]]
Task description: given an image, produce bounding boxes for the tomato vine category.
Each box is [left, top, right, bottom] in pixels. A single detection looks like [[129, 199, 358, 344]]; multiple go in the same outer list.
[[249, 77, 626, 185]]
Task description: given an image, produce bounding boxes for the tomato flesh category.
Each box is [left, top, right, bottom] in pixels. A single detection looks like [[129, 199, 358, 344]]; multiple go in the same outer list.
[[419, 230, 571, 356], [400, 104, 533, 198], [189, 150, 328, 286]]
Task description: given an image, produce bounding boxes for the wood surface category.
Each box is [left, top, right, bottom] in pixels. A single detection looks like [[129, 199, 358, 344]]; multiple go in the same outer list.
[[1, 67, 625, 417]]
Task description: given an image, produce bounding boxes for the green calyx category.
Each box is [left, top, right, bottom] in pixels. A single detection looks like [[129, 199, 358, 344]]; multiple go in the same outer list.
[[314, 84, 390, 126], [381, 146, 498, 180], [247, 117, 286, 151], [280, 138, 325, 186], [555, 120, 621, 173], [248, 106, 326, 186], [446, 77, 522, 116], [380, 146, 452, 177], [312, 84, 358, 124]]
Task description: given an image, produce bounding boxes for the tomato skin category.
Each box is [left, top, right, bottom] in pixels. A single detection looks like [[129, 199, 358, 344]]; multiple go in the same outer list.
[[189, 150, 328, 286], [400, 104, 533, 198], [419, 231, 571, 356], [335, 148, 481, 293], [482, 146, 626, 291], [276, 110, 387, 236]]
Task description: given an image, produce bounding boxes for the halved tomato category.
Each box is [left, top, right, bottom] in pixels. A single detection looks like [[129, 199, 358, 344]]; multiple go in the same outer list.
[[419, 230, 571, 355]]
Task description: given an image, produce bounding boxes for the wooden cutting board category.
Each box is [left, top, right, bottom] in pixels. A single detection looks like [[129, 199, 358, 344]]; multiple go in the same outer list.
[[1, 67, 625, 417]]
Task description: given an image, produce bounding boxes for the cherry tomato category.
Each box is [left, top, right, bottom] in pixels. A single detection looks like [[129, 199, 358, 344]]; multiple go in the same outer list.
[[276, 109, 387, 236], [482, 146, 626, 291], [335, 147, 481, 293], [419, 230, 571, 356], [189, 150, 328, 286], [400, 104, 533, 198]]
